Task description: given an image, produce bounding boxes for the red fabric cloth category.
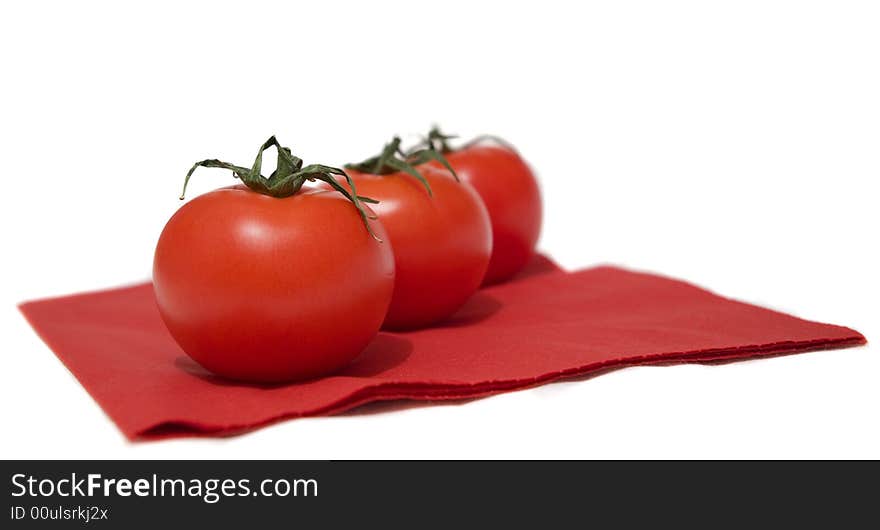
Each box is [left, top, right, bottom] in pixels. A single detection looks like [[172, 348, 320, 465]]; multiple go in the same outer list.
[[19, 256, 864, 440]]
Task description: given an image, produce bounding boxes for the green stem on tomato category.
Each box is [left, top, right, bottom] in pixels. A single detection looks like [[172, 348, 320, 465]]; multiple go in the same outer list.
[[180, 136, 382, 241], [346, 136, 460, 197], [419, 125, 519, 155]]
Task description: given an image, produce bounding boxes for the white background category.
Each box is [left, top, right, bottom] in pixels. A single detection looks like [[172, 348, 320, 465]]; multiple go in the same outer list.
[[1, 1, 877, 459]]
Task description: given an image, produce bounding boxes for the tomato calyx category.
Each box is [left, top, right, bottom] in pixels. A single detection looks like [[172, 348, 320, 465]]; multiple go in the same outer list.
[[180, 136, 383, 240], [423, 126, 457, 154], [420, 126, 519, 155], [346, 137, 459, 197]]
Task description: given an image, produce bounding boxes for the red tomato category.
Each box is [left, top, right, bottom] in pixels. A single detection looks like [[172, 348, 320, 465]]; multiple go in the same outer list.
[[434, 143, 542, 285], [341, 166, 492, 330], [154, 185, 394, 383]]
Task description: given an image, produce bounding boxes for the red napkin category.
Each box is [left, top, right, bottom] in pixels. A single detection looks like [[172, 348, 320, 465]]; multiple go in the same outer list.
[[19, 256, 864, 440]]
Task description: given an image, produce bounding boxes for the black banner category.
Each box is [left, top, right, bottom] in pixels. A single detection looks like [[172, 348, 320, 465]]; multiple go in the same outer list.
[[2, 461, 876, 527]]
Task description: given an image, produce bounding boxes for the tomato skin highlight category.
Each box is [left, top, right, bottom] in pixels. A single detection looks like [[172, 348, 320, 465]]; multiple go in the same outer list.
[[153, 185, 394, 383], [435, 145, 542, 285], [341, 167, 492, 330]]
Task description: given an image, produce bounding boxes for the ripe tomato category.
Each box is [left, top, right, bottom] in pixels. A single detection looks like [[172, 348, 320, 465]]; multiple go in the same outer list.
[[343, 139, 492, 330], [426, 131, 542, 285], [154, 138, 394, 383]]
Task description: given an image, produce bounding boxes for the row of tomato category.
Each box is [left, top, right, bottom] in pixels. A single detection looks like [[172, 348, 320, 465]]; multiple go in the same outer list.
[[153, 128, 542, 382]]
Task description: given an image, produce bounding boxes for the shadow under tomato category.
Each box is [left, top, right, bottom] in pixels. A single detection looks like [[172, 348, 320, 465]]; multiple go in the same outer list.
[[421, 254, 560, 330], [172, 333, 414, 387], [336, 334, 413, 378], [431, 292, 503, 329], [505, 253, 564, 282]]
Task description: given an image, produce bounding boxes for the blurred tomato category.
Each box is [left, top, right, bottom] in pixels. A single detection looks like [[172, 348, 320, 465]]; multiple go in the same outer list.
[[438, 142, 542, 285], [343, 143, 492, 329]]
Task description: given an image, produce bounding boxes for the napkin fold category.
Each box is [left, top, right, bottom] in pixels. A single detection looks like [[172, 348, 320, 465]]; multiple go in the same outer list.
[[19, 256, 864, 440]]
